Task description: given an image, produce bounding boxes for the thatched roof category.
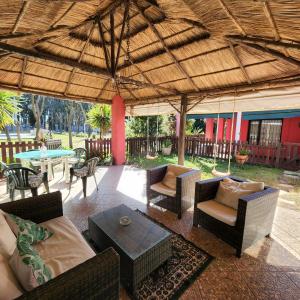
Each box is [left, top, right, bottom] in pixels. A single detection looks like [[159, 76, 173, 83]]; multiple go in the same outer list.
[[0, 0, 299, 114]]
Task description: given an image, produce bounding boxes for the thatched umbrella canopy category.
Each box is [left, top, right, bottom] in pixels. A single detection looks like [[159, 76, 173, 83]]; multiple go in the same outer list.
[[0, 0, 299, 115]]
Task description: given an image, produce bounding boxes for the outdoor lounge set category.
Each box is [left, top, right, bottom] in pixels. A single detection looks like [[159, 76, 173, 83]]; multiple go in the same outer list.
[[0, 162, 279, 299]]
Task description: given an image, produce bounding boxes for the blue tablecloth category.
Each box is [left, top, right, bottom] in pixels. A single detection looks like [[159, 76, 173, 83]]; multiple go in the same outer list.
[[14, 149, 75, 160]]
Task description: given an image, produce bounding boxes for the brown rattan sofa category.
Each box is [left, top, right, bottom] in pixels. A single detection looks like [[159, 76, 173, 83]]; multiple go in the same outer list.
[[0, 191, 120, 300], [193, 176, 279, 257], [147, 164, 200, 219]]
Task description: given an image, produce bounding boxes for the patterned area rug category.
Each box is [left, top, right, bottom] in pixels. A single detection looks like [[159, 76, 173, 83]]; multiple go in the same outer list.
[[83, 211, 213, 300]]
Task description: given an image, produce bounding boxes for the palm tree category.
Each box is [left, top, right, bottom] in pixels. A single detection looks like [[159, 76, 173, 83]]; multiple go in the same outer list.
[[87, 104, 111, 139], [0, 91, 20, 141]]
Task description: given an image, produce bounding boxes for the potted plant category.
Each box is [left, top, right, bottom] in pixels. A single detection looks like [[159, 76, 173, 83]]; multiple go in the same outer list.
[[162, 139, 172, 155], [235, 148, 250, 166]]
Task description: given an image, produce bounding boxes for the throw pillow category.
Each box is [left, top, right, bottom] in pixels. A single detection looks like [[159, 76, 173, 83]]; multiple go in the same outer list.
[[9, 234, 52, 291], [162, 170, 176, 190], [0, 210, 16, 258], [5, 214, 53, 244], [215, 178, 264, 210]]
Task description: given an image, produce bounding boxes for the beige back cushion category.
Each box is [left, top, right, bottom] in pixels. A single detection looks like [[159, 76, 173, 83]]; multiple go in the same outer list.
[[215, 178, 264, 210], [162, 164, 192, 190], [0, 255, 23, 300], [0, 209, 16, 259]]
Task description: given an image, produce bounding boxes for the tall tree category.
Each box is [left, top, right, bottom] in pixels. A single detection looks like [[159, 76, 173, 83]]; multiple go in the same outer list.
[[87, 104, 111, 139], [31, 94, 45, 140], [65, 101, 75, 148], [0, 91, 20, 141]]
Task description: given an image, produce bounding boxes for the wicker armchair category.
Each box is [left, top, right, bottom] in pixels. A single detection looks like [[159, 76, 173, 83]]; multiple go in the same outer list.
[[147, 164, 200, 219], [0, 191, 120, 300], [193, 176, 279, 257]]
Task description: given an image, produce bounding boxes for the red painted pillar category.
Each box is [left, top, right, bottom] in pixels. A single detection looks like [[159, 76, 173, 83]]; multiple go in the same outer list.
[[217, 118, 225, 141], [205, 118, 214, 140], [112, 95, 125, 165], [240, 120, 249, 142], [225, 117, 237, 141]]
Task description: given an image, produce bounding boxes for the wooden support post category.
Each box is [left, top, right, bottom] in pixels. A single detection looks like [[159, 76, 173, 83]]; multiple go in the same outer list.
[[178, 95, 187, 165]]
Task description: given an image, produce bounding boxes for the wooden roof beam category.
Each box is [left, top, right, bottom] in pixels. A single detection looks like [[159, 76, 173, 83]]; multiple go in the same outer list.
[[262, 0, 280, 41], [0, 82, 111, 105], [227, 35, 300, 51], [261, 0, 289, 56], [132, 0, 201, 92], [119, 32, 210, 69], [227, 41, 252, 84], [64, 22, 96, 96], [12, 1, 30, 34], [0, 42, 178, 94], [101, 19, 179, 97], [217, 0, 245, 35], [125, 74, 300, 103], [97, 79, 110, 100], [18, 57, 28, 89], [231, 40, 300, 69], [69, 15, 166, 48]]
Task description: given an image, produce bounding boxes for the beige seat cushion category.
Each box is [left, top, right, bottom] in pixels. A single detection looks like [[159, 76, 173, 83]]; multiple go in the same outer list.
[[161, 164, 193, 190], [150, 182, 176, 197], [0, 254, 23, 300], [34, 216, 95, 278], [215, 178, 264, 210], [197, 200, 237, 226], [0, 210, 16, 259]]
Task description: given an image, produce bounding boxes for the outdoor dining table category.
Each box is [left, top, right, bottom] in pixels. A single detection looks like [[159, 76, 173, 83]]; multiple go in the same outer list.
[[14, 149, 75, 183]]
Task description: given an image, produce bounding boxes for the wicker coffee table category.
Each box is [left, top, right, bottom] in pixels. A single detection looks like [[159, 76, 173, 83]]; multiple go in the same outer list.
[[88, 204, 172, 291]]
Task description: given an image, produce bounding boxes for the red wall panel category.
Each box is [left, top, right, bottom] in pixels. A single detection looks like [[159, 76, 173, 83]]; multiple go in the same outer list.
[[281, 117, 300, 144]]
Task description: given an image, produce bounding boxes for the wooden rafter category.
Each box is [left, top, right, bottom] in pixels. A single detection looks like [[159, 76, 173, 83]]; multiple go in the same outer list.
[[218, 0, 245, 35], [133, 0, 200, 92], [227, 41, 252, 84], [115, 3, 129, 75], [51, 2, 76, 28], [0, 82, 110, 104], [98, 17, 111, 73], [34, 1, 123, 47], [0, 42, 177, 94], [18, 57, 28, 89], [101, 21, 178, 97], [166, 100, 180, 113], [110, 11, 116, 77], [119, 32, 210, 70], [97, 79, 110, 99], [64, 22, 96, 95], [262, 0, 280, 41], [227, 35, 300, 51], [0, 33, 32, 41], [12, 1, 30, 33], [186, 96, 207, 113], [234, 41, 300, 69], [261, 0, 290, 56]]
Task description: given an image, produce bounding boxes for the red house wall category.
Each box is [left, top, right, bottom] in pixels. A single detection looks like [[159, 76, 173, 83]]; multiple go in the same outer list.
[[240, 120, 249, 142], [281, 117, 300, 144]]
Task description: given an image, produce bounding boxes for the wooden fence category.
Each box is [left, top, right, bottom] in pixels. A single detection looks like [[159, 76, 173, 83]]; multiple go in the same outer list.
[[1, 137, 299, 171], [0, 141, 41, 164]]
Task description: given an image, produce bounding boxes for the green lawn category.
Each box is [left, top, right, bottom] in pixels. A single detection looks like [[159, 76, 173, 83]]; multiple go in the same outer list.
[[128, 154, 284, 188], [3, 132, 87, 149]]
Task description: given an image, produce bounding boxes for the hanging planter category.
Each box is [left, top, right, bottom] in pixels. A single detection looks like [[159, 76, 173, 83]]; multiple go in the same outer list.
[[235, 148, 250, 165]]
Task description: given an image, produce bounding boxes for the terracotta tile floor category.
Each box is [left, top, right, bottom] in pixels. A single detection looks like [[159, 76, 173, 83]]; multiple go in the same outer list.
[[1, 165, 299, 299]]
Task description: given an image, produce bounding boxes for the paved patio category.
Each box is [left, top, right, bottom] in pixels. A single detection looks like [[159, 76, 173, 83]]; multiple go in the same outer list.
[[0, 165, 299, 299]]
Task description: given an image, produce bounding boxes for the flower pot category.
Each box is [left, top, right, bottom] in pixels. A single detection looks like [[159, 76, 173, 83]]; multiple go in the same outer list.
[[235, 154, 248, 166], [162, 146, 172, 156]]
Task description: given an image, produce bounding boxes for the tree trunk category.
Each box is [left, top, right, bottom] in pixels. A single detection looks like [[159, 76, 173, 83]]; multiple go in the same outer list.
[[68, 125, 73, 148], [4, 126, 11, 142], [178, 95, 187, 165], [16, 120, 21, 142]]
